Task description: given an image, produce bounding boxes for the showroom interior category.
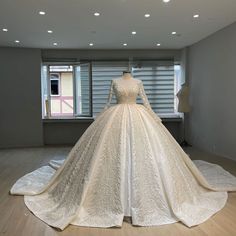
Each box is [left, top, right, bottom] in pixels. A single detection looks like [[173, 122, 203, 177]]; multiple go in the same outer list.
[[0, 1, 236, 235]]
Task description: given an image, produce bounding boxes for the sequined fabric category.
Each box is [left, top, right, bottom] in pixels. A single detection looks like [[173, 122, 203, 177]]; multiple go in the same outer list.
[[10, 78, 236, 230]]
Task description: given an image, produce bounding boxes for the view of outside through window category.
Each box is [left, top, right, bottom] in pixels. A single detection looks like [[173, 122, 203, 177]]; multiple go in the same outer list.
[[41, 64, 90, 118], [49, 65, 74, 117]]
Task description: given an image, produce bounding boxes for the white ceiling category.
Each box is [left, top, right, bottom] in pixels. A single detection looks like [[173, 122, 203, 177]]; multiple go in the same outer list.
[[0, 0, 236, 49]]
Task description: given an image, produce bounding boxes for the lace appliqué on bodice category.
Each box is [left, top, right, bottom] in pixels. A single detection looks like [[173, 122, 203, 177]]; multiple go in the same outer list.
[[101, 78, 162, 123]]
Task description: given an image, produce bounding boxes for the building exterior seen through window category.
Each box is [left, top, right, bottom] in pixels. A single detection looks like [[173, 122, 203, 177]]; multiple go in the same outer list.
[[50, 73, 60, 96], [49, 66, 74, 117]]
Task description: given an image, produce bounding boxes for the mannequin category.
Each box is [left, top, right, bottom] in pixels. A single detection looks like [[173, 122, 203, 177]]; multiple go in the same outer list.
[[176, 83, 191, 147], [122, 71, 132, 79], [176, 83, 191, 112]]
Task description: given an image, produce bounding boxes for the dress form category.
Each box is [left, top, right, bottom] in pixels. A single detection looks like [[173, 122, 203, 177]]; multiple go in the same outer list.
[[176, 83, 191, 113], [122, 71, 133, 80], [176, 83, 191, 147]]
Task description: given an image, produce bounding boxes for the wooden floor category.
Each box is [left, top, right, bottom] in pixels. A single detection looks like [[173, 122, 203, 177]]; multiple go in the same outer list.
[[0, 146, 236, 236]]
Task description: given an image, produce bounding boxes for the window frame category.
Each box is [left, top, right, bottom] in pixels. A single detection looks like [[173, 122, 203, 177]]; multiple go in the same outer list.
[[131, 60, 178, 116], [43, 62, 92, 118], [73, 63, 93, 118], [42, 60, 182, 120], [49, 73, 61, 97]]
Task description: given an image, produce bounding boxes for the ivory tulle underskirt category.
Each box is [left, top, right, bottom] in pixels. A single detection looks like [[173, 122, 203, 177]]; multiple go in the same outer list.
[[10, 104, 236, 230]]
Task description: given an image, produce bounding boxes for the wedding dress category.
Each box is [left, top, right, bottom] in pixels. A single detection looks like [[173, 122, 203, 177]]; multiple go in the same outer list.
[[10, 76, 236, 230]]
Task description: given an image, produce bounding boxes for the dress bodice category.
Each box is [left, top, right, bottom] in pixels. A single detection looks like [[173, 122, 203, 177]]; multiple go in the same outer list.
[[113, 78, 140, 104], [102, 77, 162, 123]]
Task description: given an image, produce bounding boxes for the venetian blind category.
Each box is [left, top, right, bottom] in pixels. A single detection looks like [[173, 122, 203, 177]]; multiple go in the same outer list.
[[92, 60, 175, 116], [132, 60, 175, 114]]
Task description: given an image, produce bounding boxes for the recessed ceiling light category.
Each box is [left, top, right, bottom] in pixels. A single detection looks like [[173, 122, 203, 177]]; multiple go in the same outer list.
[[123, 43, 127, 46], [47, 30, 53, 33], [163, 0, 170, 3], [144, 14, 150, 18], [172, 31, 177, 35], [94, 12, 100, 16], [89, 43, 94, 46], [132, 31, 137, 35], [157, 43, 161, 46], [193, 14, 199, 18], [53, 42, 58, 46], [2, 28, 8, 32], [39, 11, 46, 15], [15, 40, 20, 43]]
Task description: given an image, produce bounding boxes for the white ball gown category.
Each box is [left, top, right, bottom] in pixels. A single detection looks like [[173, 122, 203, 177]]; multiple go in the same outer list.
[[10, 76, 236, 230]]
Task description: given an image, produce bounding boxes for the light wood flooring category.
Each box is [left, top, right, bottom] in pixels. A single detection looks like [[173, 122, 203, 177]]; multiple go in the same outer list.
[[0, 146, 236, 236]]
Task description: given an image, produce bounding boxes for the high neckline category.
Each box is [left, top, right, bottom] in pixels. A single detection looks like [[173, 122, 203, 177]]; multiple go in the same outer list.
[[121, 74, 133, 80]]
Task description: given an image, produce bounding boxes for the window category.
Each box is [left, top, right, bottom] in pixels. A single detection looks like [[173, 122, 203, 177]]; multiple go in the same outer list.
[[50, 73, 60, 96], [92, 60, 180, 117], [41, 60, 181, 119], [174, 64, 181, 113], [41, 63, 92, 118], [132, 60, 179, 116], [92, 61, 129, 115], [49, 66, 73, 117]]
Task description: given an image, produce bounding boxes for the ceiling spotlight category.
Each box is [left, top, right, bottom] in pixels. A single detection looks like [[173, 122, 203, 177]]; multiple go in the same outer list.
[[172, 31, 177, 35], [157, 43, 161, 46], [163, 0, 170, 3], [2, 28, 8, 32], [47, 30, 53, 33], [89, 43, 94, 46], [193, 14, 199, 18], [53, 42, 58, 46], [15, 40, 20, 43], [132, 31, 137, 35], [144, 14, 150, 18], [39, 11, 46, 15], [123, 43, 127, 46], [94, 12, 100, 16]]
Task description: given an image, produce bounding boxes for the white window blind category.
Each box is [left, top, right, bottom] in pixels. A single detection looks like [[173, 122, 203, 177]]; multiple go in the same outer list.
[[92, 60, 175, 116], [92, 61, 129, 115], [132, 60, 175, 115]]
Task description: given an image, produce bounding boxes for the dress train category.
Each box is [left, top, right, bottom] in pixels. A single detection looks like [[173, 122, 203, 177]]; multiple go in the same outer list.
[[10, 78, 236, 230]]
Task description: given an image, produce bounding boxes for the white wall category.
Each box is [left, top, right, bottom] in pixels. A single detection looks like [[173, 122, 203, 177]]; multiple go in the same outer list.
[[187, 21, 236, 160], [0, 47, 43, 148], [41, 49, 181, 62]]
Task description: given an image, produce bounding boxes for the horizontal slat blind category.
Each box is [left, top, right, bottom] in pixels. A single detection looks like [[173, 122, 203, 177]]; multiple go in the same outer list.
[[132, 61, 175, 114], [92, 60, 175, 116], [80, 64, 90, 116], [92, 61, 129, 115]]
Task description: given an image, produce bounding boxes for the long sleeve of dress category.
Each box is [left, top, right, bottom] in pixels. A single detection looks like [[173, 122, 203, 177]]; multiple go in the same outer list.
[[138, 81, 162, 123], [104, 79, 114, 110], [94, 79, 114, 120]]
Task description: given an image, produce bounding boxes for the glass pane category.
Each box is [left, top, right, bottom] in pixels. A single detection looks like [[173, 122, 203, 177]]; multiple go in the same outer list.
[[50, 80, 59, 95], [132, 60, 175, 115], [49, 65, 74, 117], [174, 65, 181, 113], [75, 63, 91, 116], [41, 65, 48, 118]]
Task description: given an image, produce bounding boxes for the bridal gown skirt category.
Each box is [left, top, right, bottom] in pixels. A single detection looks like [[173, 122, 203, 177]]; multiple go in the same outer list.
[[10, 104, 236, 230]]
